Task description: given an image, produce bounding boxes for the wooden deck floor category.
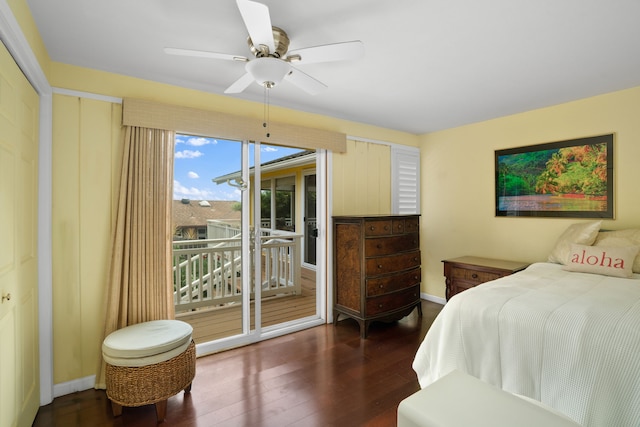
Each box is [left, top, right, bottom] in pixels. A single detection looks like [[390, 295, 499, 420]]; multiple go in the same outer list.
[[177, 267, 317, 344]]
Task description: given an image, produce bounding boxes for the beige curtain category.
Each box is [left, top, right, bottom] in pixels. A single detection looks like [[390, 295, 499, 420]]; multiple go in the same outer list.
[[95, 126, 176, 388]]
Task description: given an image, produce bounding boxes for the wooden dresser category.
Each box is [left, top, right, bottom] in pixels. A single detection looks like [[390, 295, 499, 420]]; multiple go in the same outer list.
[[443, 256, 529, 300], [333, 215, 422, 338]]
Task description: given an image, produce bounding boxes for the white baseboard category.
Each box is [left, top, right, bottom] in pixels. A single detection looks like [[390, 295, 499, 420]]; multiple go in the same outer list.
[[53, 375, 96, 398], [421, 293, 446, 306]]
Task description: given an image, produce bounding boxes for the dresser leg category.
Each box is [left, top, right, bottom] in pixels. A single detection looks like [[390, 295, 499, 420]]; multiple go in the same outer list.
[[416, 301, 423, 317], [333, 311, 341, 325], [360, 320, 370, 339]]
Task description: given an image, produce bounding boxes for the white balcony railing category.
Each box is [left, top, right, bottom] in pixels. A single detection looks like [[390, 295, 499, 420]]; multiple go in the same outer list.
[[172, 230, 302, 313]]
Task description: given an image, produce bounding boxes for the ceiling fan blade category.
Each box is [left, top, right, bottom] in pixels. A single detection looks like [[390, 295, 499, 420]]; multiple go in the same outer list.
[[164, 47, 248, 62], [287, 40, 364, 64], [224, 72, 256, 94], [236, 0, 275, 54], [286, 66, 327, 95]]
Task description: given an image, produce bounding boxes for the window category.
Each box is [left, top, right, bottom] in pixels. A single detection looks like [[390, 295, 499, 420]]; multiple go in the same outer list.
[[391, 146, 420, 214]]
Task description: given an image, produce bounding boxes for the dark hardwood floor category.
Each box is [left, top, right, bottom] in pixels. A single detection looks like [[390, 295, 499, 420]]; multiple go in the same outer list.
[[33, 300, 443, 427]]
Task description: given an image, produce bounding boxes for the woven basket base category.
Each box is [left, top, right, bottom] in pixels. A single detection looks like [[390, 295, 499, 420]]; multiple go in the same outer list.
[[106, 340, 196, 413]]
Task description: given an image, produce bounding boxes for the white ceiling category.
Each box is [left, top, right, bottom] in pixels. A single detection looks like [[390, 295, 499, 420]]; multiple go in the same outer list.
[[25, 0, 640, 135]]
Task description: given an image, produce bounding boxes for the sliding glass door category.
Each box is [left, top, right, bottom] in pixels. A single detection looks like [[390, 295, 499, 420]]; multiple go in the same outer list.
[[173, 136, 323, 353]]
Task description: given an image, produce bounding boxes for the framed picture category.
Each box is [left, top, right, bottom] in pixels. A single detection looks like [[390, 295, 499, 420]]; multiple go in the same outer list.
[[495, 134, 614, 218]]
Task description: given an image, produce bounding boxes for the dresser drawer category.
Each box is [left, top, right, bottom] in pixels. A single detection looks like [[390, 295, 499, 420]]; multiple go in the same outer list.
[[366, 267, 421, 297], [365, 232, 420, 256], [366, 250, 421, 276], [450, 266, 500, 285], [403, 216, 420, 233], [364, 219, 393, 236], [366, 285, 420, 316]]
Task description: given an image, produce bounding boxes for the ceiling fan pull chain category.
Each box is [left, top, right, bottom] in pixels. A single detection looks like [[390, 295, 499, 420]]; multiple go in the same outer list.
[[263, 85, 271, 138]]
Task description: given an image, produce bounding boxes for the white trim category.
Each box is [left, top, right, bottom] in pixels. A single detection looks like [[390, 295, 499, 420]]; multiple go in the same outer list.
[[421, 293, 446, 306], [252, 141, 262, 335], [241, 142, 252, 335], [325, 151, 334, 323], [0, 0, 54, 406], [53, 375, 96, 398], [316, 150, 328, 322], [52, 87, 123, 104]]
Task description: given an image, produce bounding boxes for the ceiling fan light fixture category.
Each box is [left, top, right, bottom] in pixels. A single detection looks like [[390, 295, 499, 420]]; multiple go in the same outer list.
[[246, 57, 291, 88]]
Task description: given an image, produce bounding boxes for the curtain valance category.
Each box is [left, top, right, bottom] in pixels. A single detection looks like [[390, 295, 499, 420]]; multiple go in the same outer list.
[[122, 97, 346, 152]]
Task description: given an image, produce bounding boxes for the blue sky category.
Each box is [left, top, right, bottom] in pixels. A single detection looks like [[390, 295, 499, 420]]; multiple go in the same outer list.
[[173, 134, 303, 201]]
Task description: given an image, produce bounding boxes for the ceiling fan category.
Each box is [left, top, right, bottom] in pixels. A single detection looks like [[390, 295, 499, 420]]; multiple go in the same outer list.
[[164, 0, 364, 95]]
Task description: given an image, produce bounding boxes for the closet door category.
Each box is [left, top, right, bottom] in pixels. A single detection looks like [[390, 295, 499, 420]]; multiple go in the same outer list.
[[0, 40, 40, 427]]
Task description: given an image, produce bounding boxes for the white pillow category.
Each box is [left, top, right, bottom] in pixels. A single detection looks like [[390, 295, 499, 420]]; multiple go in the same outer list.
[[547, 220, 602, 265], [564, 243, 640, 278], [594, 229, 640, 273]]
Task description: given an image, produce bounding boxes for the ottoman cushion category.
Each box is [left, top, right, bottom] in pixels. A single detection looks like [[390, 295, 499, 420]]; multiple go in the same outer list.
[[102, 320, 193, 367], [398, 370, 580, 427]]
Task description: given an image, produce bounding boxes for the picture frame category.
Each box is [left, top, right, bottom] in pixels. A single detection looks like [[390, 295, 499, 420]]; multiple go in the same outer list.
[[495, 134, 614, 218]]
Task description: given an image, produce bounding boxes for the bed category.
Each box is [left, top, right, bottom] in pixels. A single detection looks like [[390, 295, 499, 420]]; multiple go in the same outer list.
[[413, 225, 640, 427]]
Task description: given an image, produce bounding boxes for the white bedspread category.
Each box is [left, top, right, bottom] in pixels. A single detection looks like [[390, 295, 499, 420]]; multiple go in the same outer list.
[[413, 262, 640, 427]]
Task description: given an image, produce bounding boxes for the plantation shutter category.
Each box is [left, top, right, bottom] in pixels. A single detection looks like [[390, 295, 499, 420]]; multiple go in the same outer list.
[[391, 146, 420, 214]]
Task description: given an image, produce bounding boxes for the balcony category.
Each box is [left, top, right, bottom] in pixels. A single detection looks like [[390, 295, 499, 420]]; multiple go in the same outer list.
[[172, 225, 316, 343]]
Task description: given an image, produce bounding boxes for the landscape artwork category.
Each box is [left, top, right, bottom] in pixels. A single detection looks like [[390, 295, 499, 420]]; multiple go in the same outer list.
[[495, 134, 614, 218]]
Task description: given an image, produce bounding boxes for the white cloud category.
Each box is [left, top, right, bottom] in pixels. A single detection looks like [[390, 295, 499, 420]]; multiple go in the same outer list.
[[173, 180, 240, 202], [175, 150, 203, 159], [173, 180, 214, 200], [188, 171, 199, 179], [262, 146, 277, 152], [187, 137, 217, 147]]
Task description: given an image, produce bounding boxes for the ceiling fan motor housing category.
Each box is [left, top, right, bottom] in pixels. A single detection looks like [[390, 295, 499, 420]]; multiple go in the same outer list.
[[248, 26, 290, 58]]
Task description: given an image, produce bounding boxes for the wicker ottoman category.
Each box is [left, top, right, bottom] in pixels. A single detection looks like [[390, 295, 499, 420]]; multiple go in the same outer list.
[[102, 320, 196, 421]]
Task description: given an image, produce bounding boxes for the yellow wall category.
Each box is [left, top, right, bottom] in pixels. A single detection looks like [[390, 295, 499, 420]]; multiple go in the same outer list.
[[7, 0, 50, 75], [332, 139, 392, 215], [420, 86, 640, 298], [51, 95, 123, 383]]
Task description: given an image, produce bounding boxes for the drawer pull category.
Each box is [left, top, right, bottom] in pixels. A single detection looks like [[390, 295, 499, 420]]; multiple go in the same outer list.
[[379, 284, 384, 289], [414, 275, 419, 280], [472, 273, 478, 279], [378, 303, 384, 308], [414, 257, 418, 262], [378, 264, 383, 269], [377, 244, 382, 249], [369, 226, 375, 231], [384, 225, 389, 230]]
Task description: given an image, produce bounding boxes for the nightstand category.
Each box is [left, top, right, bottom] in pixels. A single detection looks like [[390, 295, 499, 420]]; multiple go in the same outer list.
[[443, 256, 529, 301]]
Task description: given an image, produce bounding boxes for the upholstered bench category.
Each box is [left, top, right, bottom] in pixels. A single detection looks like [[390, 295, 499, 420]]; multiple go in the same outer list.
[[102, 319, 196, 421], [398, 370, 580, 427]]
